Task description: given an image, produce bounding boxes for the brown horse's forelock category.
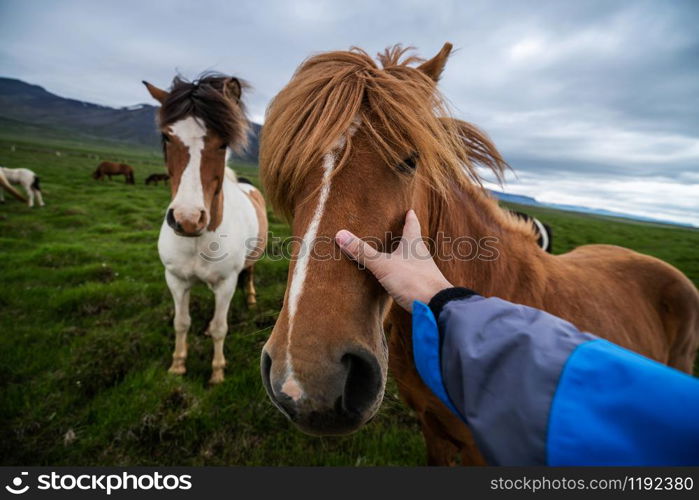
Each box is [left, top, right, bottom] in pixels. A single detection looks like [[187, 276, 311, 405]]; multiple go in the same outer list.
[[260, 45, 510, 221], [159, 73, 250, 153]]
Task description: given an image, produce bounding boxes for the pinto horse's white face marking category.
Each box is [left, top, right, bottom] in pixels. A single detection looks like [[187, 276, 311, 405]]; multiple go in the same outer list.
[[168, 116, 209, 232]]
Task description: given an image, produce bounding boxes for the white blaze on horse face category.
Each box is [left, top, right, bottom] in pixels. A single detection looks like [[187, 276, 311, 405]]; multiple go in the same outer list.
[[286, 119, 360, 329], [168, 117, 208, 219], [281, 378, 304, 402], [287, 151, 336, 327], [280, 119, 361, 399], [280, 151, 336, 394]]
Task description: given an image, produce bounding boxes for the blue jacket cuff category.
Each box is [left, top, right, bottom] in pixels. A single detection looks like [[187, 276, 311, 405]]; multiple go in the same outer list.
[[411, 300, 462, 418]]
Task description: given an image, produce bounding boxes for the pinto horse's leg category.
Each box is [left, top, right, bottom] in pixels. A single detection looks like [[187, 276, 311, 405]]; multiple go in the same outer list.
[[206, 275, 237, 384], [244, 266, 257, 307], [165, 270, 192, 375]]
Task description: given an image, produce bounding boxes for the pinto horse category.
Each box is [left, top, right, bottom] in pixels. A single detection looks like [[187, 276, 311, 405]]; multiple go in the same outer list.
[[144, 74, 268, 384], [92, 161, 135, 184], [258, 44, 699, 463], [508, 210, 552, 253]]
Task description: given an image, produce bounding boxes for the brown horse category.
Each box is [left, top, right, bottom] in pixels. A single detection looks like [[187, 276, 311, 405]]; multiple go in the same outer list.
[[93, 161, 135, 184], [145, 173, 170, 185], [258, 43, 699, 463]]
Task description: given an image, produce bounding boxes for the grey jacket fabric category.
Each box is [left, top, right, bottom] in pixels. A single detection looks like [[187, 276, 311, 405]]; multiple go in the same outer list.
[[432, 289, 596, 465]]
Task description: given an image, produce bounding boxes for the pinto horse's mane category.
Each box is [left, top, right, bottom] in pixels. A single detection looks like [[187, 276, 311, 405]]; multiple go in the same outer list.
[[260, 45, 510, 220], [159, 73, 250, 153]]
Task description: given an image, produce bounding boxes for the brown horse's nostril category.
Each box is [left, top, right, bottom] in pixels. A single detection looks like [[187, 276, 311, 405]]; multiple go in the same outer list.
[[260, 351, 297, 419], [261, 351, 273, 395], [341, 351, 382, 416]]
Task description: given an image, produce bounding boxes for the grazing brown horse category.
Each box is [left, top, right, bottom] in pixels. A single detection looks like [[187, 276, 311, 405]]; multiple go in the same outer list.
[[145, 173, 170, 185], [93, 161, 135, 184], [258, 43, 699, 463]]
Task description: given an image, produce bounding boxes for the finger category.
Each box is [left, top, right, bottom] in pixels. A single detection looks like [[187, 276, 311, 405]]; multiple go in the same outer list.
[[401, 209, 423, 242], [399, 209, 432, 260], [335, 230, 382, 271]]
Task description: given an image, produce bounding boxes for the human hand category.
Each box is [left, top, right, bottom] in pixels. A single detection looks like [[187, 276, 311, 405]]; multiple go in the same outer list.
[[335, 209, 452, 312]]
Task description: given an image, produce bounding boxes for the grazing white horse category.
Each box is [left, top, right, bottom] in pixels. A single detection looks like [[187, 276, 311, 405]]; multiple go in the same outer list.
[[144, 75, 267, 384], [0, 167, 44, 207]]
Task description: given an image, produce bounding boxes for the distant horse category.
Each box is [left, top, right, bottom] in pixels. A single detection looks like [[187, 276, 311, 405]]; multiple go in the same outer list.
[[0, 167, 28, 204], [144, 74, 268, 384], [0, 166, 44, 207], [145, 173, 170, 186], [508, 210, 552, 253], [92, 161, 135, 184], [258, 43, 699, 464]]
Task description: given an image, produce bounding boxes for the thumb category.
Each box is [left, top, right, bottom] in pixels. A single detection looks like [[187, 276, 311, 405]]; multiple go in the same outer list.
[[401, 209, 424, 243], [335, 229, 384, 273]]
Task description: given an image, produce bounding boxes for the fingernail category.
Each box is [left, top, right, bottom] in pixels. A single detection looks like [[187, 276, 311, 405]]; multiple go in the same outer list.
[[336, 230, 354, 247]]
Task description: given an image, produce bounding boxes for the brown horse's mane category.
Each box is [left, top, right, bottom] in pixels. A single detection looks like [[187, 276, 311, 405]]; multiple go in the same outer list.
[[260, 45, 517, 227], [159, 73, 250, 153]]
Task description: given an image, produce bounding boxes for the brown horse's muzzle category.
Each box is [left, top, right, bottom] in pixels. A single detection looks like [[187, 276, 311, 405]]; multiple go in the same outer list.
[[261, 344, 385, 435]]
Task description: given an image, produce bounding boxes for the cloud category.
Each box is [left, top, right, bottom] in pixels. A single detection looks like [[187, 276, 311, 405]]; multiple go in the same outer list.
[[484, 171, 699, 227], [0, 0, 697, 225]]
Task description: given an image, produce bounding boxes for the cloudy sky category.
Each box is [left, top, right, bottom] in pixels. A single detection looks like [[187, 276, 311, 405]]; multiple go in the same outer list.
[[1, 0, 698, 225]]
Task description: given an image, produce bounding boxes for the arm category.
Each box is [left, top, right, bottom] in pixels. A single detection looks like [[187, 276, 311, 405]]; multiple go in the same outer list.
[[414, 289, 699, 465], [336, 210, 699, 466]]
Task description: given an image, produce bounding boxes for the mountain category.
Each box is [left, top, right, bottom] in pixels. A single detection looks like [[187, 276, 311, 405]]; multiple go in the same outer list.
[[488, 190, 539, 206], [489, 189, 694, 228], [0, 77, 260, 162], [245, 122, 261, 163]]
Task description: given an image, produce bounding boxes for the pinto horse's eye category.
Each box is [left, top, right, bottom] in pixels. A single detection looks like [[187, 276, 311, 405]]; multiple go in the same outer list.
[[162, 134, 170, 143], [397, 153, 418, 174], [219, 144, 228, 151]]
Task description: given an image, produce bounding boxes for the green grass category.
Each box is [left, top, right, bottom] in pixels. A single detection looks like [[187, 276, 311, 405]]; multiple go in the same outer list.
[[0, 136, 697, 465]]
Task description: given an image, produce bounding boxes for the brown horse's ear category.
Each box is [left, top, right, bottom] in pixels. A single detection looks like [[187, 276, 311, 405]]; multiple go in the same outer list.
[[417, 42, 453, 82], [142, 81, 169, 103], [224, 78, 242, 101]]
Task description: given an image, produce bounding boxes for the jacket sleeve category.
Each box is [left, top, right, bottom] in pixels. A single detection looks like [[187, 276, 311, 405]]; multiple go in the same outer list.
[[412, 287, 699, 466]]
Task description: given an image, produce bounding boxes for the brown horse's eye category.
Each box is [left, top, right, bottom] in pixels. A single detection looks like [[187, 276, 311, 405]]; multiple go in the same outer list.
[[397, 153, 418, 173], [219, 143, 228, 151]]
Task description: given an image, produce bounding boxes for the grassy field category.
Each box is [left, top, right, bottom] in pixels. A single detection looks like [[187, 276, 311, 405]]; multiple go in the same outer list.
[[1, 136, 698, 466]]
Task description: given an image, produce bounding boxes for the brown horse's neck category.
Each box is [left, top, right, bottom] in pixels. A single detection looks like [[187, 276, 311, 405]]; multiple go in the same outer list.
[[418, 181, 547, 302], [208, 186, 225, 232]]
